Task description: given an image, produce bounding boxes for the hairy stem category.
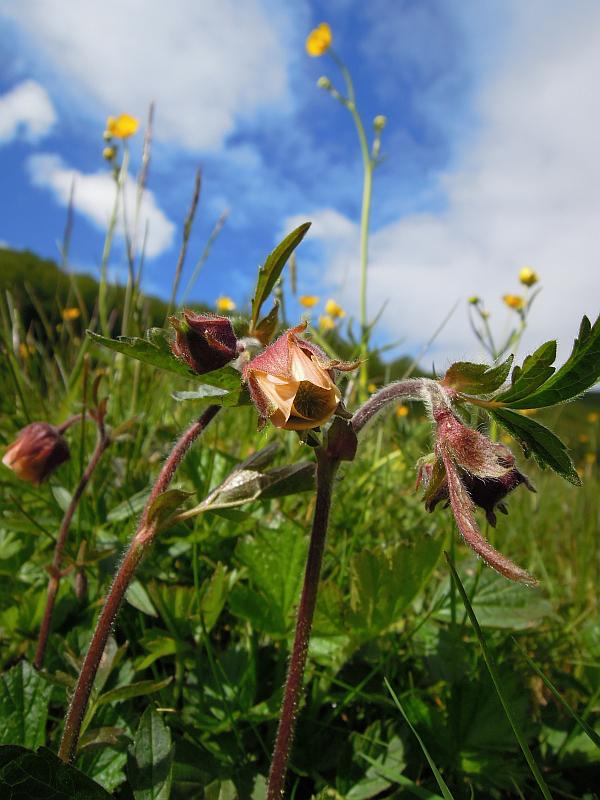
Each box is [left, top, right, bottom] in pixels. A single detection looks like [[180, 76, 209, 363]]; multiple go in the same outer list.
[[34, 425, 111, 670], [58, 404, 220, 763], [267, 449, 339, 799], [351, 379, 424, 434]]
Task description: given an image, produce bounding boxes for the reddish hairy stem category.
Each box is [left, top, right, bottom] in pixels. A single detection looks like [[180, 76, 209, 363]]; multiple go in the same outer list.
[[267, 450, 339, 799], [34, 428, 111, 670], [57, 413, 88, 434], [351, 379, 423, 434], [58, 404, 220, 764]]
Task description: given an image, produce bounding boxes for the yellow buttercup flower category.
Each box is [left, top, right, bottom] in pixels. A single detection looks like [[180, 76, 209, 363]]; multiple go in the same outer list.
[[319, 314, 335, 332], [216, 296, 236, 312], [299, 295, 319, 308], [586, 412, 599, 423], [62, 307, 81, 321], [584, 452, 596, 465], [396, 404, 409, 418], [306, 23, 332, 57], [503, 294, 525, 311], [519, 267, 539, 287], [368, 383, 378, 394], [106, 114, 139, 139], [325, 298, 345, 318]]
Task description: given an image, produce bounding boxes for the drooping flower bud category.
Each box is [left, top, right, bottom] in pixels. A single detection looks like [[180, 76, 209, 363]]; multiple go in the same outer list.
[[418, 406, 538, 585], [170, 310, 238, 375], [243, 322, 358, 430], [2, 422, 70, 485]]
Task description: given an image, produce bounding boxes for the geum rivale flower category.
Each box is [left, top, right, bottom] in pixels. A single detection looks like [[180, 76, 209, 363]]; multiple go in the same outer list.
[[243, 322, 357, 430], [170, 310, 238, 375], [2, 422, 70, 485], [418, 407, 537, 585]]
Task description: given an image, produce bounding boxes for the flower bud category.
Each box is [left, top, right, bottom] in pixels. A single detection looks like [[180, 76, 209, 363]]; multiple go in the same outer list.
[[2, 422, 70, 485], [170, 310, 238, 375], [243, 322, 358, 430], [102, 146, 116, 161], [373, 114, 387, 130], [317, 76, 332, 90]]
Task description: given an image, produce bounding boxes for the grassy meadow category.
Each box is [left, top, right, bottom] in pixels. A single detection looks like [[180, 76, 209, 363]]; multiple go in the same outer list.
[[1, 64, 600, 800]]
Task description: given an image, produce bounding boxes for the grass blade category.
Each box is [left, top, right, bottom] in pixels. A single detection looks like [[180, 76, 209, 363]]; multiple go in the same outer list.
[[384, 677, 455, 800], [445, 553, 553, 800]]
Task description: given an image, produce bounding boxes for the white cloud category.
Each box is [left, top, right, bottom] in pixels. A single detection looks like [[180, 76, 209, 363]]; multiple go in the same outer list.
[[0, 80, 56, 144], [290, 2, 600, 369], [27, 153, 175, 258], [4, 0, 295, 151]]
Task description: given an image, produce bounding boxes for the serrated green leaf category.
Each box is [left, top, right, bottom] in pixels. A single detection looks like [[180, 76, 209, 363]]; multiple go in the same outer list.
[[495, 340, 557, 403], [0, 662, 52, 749], [250, 222, 311, 329], [87, 328, 241, 391], [502, 314, 600, 408], [0, 745, 112, 799], [127, 707, 174, 800], [444, 355, 513, 394], [490, 408, 581, 485]]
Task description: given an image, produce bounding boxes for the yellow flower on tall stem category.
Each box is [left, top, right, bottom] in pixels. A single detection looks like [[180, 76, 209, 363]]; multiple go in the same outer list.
[[216, 296, 236, 313], [105, 114, 139, 139], [62, 308, 81, 321], [299, 295, 319, 308], [503, 294, 525, 311], [319, 315, 336, 332], [325, 298, 346, 318], [519, 267, 539, 287], [306, 23, 332, 57]]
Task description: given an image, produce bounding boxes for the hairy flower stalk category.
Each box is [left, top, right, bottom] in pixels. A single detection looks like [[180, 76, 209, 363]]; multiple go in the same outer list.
[[58, 404, 220, 764], [34, 413, 111, 670]]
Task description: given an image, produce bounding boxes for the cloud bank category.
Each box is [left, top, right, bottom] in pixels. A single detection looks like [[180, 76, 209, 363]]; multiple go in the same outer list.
[[0, 80, 56, 144], [288, 2, 600, 367], [27, 153, 175, 259], [4, 0, 294, 151]]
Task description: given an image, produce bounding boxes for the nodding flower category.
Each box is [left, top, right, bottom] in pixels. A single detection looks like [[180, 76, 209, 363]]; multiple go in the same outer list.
[[243, 322, 358, 431], [2, 422, 70, 485], [418, 406, 537, 585], [170, 310, 238, 375]]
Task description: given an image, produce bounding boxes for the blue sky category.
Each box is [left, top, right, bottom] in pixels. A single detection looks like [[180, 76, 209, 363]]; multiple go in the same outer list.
[[1, 0, 599, 365]]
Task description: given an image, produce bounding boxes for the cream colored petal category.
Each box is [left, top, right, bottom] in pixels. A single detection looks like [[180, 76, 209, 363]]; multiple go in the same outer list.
[[289, 345, 332, 390], [253, 371, 298, 423]]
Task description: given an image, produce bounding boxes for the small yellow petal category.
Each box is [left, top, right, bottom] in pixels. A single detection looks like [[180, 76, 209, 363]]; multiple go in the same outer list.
[[396, 404, 409, 417], [319, 314, 335, 332], [216, 296, 236, 312], [299, 295, 319, 308], [587, 412, 599, 423], [519, 267, 539, 287], [324, 298, 345, 318], [106, 113, 139, 139], [62, 307, 81, 321], [368, 383, 378, 394], [306, 23, 332, 57], [503, 294, 525, 311]]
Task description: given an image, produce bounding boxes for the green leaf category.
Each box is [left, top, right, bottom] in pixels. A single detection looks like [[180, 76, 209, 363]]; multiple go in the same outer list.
[[0, 662, 52, 748], [146, 489, 193, 526], [443, 355, 513, 394], [87, 328, 240, 391], [197, 562, 237, 633], [229, 526, 308, 636], [107, 489, 151, 522], [127, 707, 174, 800], [126, 580, 158, 617], [250, 222, 311, 329], [502, 314, 600, 408], [95, 677, 173, 709], [205, 779, 238, 800], [445, 555, 553, 800], [495, 340, 557, 403], [384, 679, 455, 800], [252, 301, 279, 345], [0, 745, 112, 799], [490, 407, 580, 485], [171, 384, 239, 407], [348, 537, 443, 640]]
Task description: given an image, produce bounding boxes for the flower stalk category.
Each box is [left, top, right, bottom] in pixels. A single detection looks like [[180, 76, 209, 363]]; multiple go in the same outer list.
[[267, 448, 339, 799], [34, 416, 111, 670], [58, 404, 220, 764]]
